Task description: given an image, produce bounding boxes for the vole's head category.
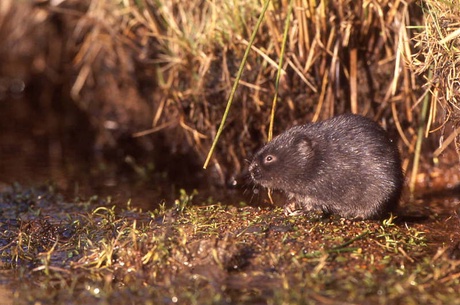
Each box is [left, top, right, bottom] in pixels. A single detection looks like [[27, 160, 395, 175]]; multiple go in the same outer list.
[[249, 127, 316, 191]]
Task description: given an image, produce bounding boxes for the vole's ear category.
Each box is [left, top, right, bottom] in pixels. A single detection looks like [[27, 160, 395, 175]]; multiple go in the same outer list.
[[294, 136, 314, 157]]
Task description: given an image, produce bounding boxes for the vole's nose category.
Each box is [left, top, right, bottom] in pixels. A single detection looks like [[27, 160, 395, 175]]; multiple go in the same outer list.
[[249, 162, 261, 181]]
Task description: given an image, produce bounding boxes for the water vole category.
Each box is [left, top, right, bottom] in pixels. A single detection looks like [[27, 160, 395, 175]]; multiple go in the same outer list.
[[249, 114, 404, 219]]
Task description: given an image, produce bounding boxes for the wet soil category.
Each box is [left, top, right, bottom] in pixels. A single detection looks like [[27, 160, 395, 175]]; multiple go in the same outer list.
[[0, 178, 459, 305]]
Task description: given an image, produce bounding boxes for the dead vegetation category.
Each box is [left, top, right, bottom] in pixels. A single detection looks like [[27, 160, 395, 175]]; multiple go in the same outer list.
[[412, 0, 460, 159], [0, 0, 459, 186], [134, 0, 423, 184]]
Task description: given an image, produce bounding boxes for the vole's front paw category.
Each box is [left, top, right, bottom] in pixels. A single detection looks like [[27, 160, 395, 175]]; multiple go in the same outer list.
[[283, 202, 304, 216]]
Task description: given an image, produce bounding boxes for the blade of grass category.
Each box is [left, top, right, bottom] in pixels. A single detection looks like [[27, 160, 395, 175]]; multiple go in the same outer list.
[[409, 68, 432, 195], [203, 0, 271, 169], [268, 0, 294, 141]]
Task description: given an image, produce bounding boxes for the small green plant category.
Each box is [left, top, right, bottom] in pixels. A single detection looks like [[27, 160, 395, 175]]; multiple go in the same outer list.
[[174, 189, 198, 213]]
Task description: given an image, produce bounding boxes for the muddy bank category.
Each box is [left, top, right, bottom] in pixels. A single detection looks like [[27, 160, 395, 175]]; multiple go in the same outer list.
[[0, 185, 459, 304]]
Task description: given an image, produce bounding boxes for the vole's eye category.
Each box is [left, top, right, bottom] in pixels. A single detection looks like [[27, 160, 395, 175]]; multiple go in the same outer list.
[[264, 155, 276, 164]]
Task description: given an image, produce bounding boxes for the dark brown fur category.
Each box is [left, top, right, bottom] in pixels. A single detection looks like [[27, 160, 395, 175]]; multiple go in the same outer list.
[[249, 114, 404, 219]]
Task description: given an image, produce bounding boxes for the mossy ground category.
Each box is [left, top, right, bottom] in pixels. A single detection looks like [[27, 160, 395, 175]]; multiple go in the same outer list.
[[1, 184, 459, 305]]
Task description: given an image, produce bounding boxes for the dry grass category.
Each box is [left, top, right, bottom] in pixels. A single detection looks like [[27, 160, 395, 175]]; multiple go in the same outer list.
[[3, 0, 460, 187], [121, 0, 423, 183], [411, 0, 460, 158]]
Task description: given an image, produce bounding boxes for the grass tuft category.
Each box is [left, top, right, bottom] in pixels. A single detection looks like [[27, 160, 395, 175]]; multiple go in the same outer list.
[[411, 0, 460, 158]]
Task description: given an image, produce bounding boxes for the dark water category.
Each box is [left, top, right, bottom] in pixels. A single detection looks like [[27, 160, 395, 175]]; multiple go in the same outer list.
[[0, 115, 177, 212]]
